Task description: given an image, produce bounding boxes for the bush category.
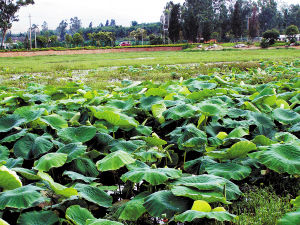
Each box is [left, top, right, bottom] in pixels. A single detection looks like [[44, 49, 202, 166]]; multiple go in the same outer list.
[[262, 29, 280, 45], [260, 38, 270, 48], [286, 25, 299, 43]]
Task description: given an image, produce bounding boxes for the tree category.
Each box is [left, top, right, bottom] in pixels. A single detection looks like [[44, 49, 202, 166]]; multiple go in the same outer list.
[[131, 21, 138, 26], [232, 0, 242, 38], [89, 22, 93, 28], [73, 33, 84, 46], [65, 34, 73, 47], [286, 25, 299, 42], [130, 28, 147, 45], [168, 3, 181, 43], [41, 21, 48, 32], [258, 0, 278, 33], [49, 35, 58, 46], [262, 29, 279, 45], [249, 4, 259, 39], [70, 17, 81, 34], [105, 20, 109, 26], [110, 19, 116, 26], [56, 20, 68, 41], [0, 0, 35, 48]]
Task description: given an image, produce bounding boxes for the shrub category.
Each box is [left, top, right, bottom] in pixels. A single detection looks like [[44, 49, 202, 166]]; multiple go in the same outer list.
[[286, 25, 299, 43], [260, 38, 270, 48], [262, 29, 280, 45]]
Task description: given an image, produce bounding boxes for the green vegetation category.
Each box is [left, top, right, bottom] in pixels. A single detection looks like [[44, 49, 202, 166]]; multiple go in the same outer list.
[[0, 59, 299, 224]]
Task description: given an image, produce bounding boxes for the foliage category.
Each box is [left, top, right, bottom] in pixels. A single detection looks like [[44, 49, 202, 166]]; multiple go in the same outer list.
[[262, 29, 280, 45], [286, 25, 299, 43]]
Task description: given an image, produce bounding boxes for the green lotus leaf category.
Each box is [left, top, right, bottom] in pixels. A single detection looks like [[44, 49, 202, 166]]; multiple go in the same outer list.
[[134, 134, 167, 146], [73, 158, 99, 177], [175, 210, 236, 222], [0, 114, 25, 133], [135, 149, 165, 162], [227, 127, 249, 139], [38, 171, 78, 197], [275, 132, 298, 143], [277, 208, 300, 225], [0, 129, 28, 143], [0, 185, 43, 209], [4, 158, 23, 169], [291, 196, 300, 208], [187, 89, 216, 101], [205, 163, 251, 180], [249, 143, 300, 175], [289, 122, 300, 132], [140, 96, 163, 111], [252, 87, 276, 104], [12, 167, 40, 180], [14, 133, 53, 160], [58, 126, 97, 143], [145, 87, 168, 97], [75, 183, 112, 208], [121, 167, 181, 185], [66, 205, 95, 225], [0, 145, 9, 160], [163, 104, 198, 120], [14, 106, 45, 123], [86, 219, 124, 225], [34, 153, 68, 171], [0, 165, 22, 190], [106, 99, 134, 111], [63, 171, 97, 183], [57, 142, 87, 163], [152, 102, 166, 124], [0, 219, 9, 225], [171, 186, 229, 204], [252, 135, 277, 146], [225, 141, 257, 159], [96, 150, 135, 172], [184, 156, 217, 174], [171, 175, 242, 201], [185, 80, 217, 91], [198, 103, 224, 116], [17, 211, 59, 225], [40, 114, 68, 130], [273, 108, 300, 125], [116, 192, 149, 221], [143, 190, 191, 218]]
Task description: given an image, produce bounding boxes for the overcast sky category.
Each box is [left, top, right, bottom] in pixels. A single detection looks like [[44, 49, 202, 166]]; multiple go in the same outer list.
[[11, 0, 298, 34]]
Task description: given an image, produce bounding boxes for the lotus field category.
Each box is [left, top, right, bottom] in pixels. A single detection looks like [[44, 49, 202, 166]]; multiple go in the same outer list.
[[0, 60, 299, 225]]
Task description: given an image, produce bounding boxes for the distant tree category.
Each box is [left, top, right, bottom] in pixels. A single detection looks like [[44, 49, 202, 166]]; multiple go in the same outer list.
[[42, 21, 48, 32], [73, 33, 84, 46], [89, 22, 93, 28], [130, 28, 147, 45], [99, 23, 104, 27], [105, 20, 109, 26], [286, 25, 299, 42], [262, 28, 279, 45], [65, 34, 73, 47], [218, 2, 230, 41], [249, 4, 260, 39], [70, 17, 81, 34], [131, 21, 138, 26], [36, 35, 48, 47], [149, 34, 163, 45], [110, 19, 116, 26], [202, 21, 212, 41], [168, 3, 181, 43], [0, 0, 35, 48], [232, 0, 242, 38], [56, 20, 68, 41], [49, 35, 58, 46], [258, 0, 278, 33]]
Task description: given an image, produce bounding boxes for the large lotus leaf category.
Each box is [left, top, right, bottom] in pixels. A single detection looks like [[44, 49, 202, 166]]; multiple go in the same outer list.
[[14, 133, 53, 160], [135, 150, 165, 162], [75, 183, 112, 208], [184, 156, 217, 174], [171, 175, 242, 201], [291, 196, 300, 208], [252, 87, 276, 104], [116, 192, 150, 221], [17, 211, 59, 225], [63, 171, 97, 183], [0, 165, 22, 190], [40, 114, 68, 130], [34, 153, 67, 171], [145, 88, 167, 97], [225, 141, 257, 159], [0, 185, 43, 209], [121, 167, 181, 185], [143, 190, 191, 218], [227, 127, 249, 139], [205, 163, 251, 180], [0, 219, 9, 225], [38, 171, 78, 198], [185, 80, 217, 91], [12, 168, 40, 180], [277, 208, 300, 225], [275, 132, 298, 143], [171, 186, 229, 204], [106, 99, 134, 111], [0, 114, 25, 133], [4, 158, 23, 169], [0, 145, 9, 160], [86, 219, 124, 225], [249, 143, 300, 175], [14, 106, 45, 123], [58, 126, 97, 143], [198, 103, 224, 116], [66, 205, 95, 225], [163, 104, 198, 120], [0, 129, 27, 144], [140, 96, 163, 111], [252, 135, 277, 146], [72, 158, 99, 177], [175, 210, 236, 222], [57, 142, 87, 163], [289, 122, 300, 132], [152, 102, 166, 124], [134, 134, 167, 146], [273, 108, 300, 125], [96, 150, 135, 172], [109, 140, 144, 153]]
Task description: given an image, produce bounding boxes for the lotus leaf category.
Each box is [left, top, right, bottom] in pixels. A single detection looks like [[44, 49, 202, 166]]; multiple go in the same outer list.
[[277, 208, 300, 225], [14, 106, 45, 123], [86, 219, 124, 225], [174, 210, 236, 222], [152, 102, 166, 124], [0, 129, 27, 143], [273, 108, 300, 125], [17, 211, 59, 225], [57, 142, 87, 163], [163, 104, 198, 120], [73, 158, 99, 177], [40, 114, 68, 129], [66, 205, 95, 225], [63, 171, 97, 183], [96, 150, 135, 171], [0, 165, 22, 190], [205, 163, 251, 180], [58, 126, 97, 143], [0, 114, 25, 133], [34, 153, 68, 171], [0, 145, 9, 160], [0, 219, 9, 225], [12, 168, 40, 180]]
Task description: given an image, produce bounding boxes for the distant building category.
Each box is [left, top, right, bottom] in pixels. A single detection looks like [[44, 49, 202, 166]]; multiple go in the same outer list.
[[278, 34, 300, 42]]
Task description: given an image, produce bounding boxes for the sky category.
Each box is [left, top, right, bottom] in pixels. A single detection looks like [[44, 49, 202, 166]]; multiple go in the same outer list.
[[10, 0, 299, 34]]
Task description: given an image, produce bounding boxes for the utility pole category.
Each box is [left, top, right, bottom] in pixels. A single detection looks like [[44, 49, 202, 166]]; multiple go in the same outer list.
[[29, 14, 32, 49]]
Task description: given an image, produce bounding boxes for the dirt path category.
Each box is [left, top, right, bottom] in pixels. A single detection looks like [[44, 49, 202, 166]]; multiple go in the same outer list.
[[0, 47, 183, 58]]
